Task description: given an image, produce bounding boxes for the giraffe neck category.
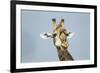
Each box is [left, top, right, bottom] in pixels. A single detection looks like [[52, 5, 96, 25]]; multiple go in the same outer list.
[[56, 46, 73, 61]]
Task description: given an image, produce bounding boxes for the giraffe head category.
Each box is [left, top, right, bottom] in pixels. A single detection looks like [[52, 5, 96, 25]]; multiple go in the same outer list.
[[40, 18, 75, 48], [52, 18, 69, 49]]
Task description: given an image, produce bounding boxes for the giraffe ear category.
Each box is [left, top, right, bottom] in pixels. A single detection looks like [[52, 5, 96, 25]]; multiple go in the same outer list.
[[52, 18, 57, 30], [40, 32, 52, 39], [61, 19, 64, 29], [67, 32, 75, 39]]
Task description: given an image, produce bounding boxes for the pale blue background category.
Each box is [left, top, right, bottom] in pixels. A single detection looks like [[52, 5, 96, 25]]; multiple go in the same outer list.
[[21, 10, 90, 63]]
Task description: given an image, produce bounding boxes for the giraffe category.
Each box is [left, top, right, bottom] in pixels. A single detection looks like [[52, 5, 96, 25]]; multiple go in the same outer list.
[[40, 18, 74, 61]]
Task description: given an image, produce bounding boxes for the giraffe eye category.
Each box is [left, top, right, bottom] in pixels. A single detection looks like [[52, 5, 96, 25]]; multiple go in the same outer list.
[[53, 33, 57, 37]]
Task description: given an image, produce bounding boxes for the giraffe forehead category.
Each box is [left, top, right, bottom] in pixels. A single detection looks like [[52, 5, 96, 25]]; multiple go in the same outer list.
[[53, 27, 66, 33], [53, 24, 61, 31]]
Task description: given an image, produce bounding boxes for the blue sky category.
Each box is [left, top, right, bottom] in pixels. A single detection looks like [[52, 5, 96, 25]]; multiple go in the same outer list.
[[21, 10, 90, 63]]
